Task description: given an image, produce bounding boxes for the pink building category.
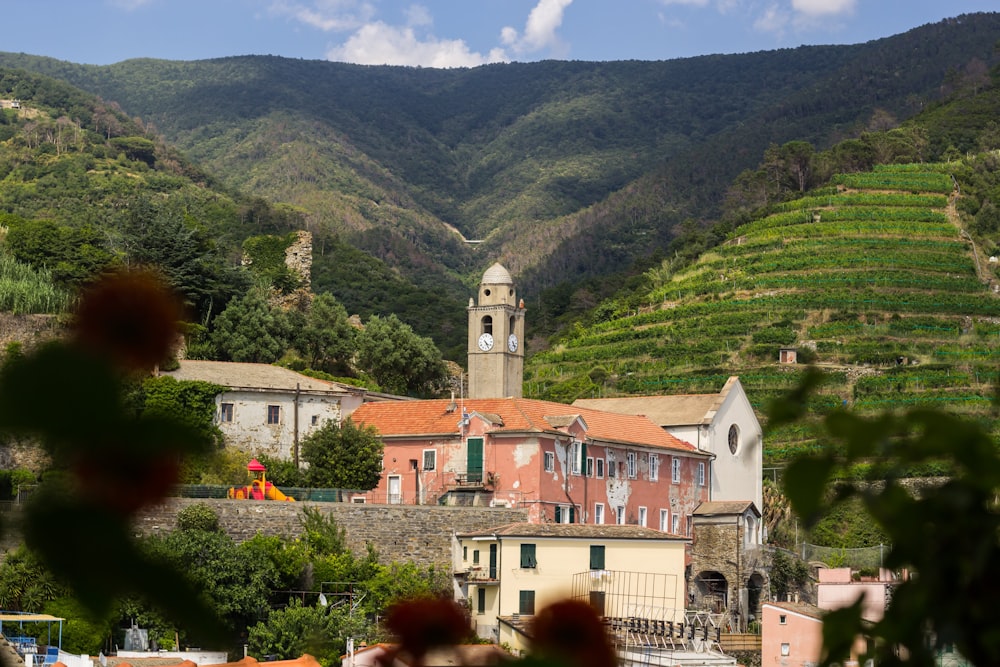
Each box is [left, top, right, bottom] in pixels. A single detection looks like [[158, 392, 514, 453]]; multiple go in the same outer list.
[[349, 397, 712, 528], [761, 601, 825, 667], [817, 567, 899, 623]]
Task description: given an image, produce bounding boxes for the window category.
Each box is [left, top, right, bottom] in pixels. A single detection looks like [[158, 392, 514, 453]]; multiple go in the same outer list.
[[570, 441, 584, 475], [423, 449, 436, 471], [687, 515, 693, 537], [477, 588, 486, 614], [520, 544, 537, 568], [671, 514, 680, 534], [649, 453, 659, 481], [473, 550, 480, 565], [779, 615, 787, 625], [589, 545, 606, 570], [638, 506, 647, 527], [596, 458, 604, 479], [267, 404, 280, 424], [659, 509, 669, 532], [697, 461, 706, 486], [594, 503, 604, 525], [544, 451, 554, 472], [586, 457, 594, 477], [626, 452, 637, 478], [463, 546, 468, 561], [555, 505, 575, 524], [781, 643, 790, 657], [219, 403, 234, 423], [519, 590, 535, 615], [311, 414, 320, 426], [616, 506, 625, 525], [607, 455, 616, 478], [728, 424, 740, 454], [671, 457, 681, 483]]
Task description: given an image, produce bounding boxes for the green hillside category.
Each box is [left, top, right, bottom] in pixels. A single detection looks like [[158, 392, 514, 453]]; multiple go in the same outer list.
[[2, 11, 998, 308], [526, 161, 1000, 464]]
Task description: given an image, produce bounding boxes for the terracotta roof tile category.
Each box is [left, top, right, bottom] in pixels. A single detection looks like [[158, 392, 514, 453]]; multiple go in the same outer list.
[[458, 522, 689, 541], [351, 398, 696, 452]]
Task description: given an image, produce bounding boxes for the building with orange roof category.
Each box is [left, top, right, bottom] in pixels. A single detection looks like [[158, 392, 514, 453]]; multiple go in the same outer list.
[[349, 395, 711, 527]]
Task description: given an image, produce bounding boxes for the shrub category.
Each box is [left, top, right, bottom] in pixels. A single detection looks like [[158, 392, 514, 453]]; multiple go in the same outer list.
[[176, 502, 220, 533]]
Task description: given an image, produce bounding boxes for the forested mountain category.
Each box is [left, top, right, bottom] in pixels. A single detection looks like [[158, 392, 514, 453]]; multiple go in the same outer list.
[[2, 12, 999, 354]]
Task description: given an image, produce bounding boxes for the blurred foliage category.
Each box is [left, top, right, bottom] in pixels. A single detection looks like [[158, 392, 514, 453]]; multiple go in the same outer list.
[[770, 368, 1000, 666]]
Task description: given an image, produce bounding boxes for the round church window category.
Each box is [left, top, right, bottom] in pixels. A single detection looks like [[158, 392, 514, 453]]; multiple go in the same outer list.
[[728, 424, 739, 455]]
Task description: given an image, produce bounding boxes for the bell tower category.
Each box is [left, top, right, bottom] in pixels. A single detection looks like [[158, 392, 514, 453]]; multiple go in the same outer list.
[[468, 262, 525, 398]]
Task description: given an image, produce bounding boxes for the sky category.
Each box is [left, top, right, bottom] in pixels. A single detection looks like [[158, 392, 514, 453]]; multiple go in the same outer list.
[[3, 0, 999, 68]]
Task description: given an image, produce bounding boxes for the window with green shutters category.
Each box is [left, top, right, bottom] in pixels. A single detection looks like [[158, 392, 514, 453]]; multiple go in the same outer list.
[[520, 543, 537, 568], [519, 590, 536, 615], [590, 545, 606, 570], [477, 588, 486, 614]]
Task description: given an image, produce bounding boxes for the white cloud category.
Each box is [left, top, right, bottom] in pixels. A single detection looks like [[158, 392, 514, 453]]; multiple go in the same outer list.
[[326, 22, 508, 68], [268, 0, 376, 32], [405, 4, 432, 27], [753, 4, 790, 35], [658, 0, 710, 6], [792, 0, 856, 16], [500, 0, 573, 58]]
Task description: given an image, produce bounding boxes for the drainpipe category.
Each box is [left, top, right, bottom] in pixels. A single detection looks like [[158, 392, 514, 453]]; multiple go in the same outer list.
[[293, 382, 301, 468]]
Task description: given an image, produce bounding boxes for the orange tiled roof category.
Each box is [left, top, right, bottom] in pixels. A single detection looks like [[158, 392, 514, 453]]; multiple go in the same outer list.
[[351, 398, 696, 452]]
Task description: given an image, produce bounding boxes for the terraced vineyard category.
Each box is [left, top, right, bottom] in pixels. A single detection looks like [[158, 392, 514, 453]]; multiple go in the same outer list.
[[525, 164, 1000, 464]]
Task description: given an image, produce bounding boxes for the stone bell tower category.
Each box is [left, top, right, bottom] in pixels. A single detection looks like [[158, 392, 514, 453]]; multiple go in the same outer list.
[[467, 263, 525, 398]]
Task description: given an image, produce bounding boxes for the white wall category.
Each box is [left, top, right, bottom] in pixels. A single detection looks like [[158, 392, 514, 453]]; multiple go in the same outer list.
[[704, 383, 763, 516], [216, 390, 344, 460]]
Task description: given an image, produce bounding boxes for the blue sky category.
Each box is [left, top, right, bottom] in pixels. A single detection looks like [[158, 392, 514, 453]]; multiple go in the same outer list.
[[4, 0, 998, 67]]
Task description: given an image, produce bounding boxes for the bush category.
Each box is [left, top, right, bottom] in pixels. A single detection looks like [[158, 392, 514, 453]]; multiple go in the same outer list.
[[176, 503, 220, 533]]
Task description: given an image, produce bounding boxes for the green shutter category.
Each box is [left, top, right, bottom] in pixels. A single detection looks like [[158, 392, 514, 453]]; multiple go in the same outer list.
[[467, 437, 483, 482], [590, 545, 605, 570], [520, 543, 537, 568], [554, 505, 562, 523], [519, 590, 536, 615], [477, 588, 486, 614], [569, 506, 576, 524]]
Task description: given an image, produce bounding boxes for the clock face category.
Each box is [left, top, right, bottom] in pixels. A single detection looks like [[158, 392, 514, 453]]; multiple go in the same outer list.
[[477, 333, 494, 351], [508, 333, 518, 352]]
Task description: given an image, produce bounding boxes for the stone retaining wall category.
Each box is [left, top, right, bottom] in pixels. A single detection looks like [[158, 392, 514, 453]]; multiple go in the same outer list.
[[134, 498, 528, 566]]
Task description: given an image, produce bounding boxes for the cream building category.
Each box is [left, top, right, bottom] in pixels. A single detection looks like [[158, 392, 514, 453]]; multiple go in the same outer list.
[[454, 523, 688, 651]]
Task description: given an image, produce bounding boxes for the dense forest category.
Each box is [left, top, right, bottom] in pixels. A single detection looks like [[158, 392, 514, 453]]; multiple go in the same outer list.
[[2, 12, 999, 356]]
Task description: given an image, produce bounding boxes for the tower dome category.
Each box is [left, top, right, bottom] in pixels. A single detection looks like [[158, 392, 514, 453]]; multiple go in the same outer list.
[[481, 262, 513, 285]]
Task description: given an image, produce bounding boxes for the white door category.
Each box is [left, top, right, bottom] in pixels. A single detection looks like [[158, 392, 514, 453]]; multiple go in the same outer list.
[[388, 475, 402, 504]]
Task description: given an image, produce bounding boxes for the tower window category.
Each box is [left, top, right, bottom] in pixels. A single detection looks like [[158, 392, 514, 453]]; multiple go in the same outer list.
[[482, 315, 493, 335]]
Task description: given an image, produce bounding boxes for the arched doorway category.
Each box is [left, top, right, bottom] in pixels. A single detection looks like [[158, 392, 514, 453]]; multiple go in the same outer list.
[[692, 570, 729, 613]]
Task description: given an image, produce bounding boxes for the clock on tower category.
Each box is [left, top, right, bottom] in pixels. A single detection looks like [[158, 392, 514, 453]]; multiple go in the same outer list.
[[467, 262, 525, 399]]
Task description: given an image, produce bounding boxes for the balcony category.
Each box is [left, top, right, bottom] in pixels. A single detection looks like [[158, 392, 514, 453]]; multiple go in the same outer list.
[[465, 566, 499, 585]]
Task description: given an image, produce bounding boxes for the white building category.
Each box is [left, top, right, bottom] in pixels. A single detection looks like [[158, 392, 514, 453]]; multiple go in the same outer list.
[[164, 360, 402, 463]]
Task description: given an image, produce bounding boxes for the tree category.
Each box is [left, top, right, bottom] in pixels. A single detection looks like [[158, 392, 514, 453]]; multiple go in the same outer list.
[[772, 369, 1000, 666], [294, 293, 355, 374], [211, 291, 289, 363], [247, 599, 368, 667], [301, 418, 383, 490], [355, 314, 447, 396]]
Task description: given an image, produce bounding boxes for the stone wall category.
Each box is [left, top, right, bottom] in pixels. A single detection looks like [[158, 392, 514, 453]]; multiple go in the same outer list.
[[134, 498, 528, 566], [0, 313, 60, 349]]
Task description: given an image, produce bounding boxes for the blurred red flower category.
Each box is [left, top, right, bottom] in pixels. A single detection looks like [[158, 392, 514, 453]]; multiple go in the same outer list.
[[73, 268, 184, 371], [530, 600, 616, 667], [384, 597, 470, 663]]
